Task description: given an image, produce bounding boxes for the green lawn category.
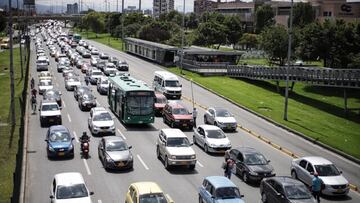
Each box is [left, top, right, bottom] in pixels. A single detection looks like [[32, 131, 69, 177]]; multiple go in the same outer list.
[[168, 67, 360, 159], [76, 32, 360, 159], [74, 29, 124, 51], [0, 48, 25, 202]]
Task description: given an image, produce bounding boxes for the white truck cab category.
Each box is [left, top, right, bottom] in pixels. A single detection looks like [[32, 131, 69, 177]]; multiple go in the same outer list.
[[153, 71, 182, 99]]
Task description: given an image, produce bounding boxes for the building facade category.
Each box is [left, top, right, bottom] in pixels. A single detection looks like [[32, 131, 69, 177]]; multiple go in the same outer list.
[[153, 0, 174, 18], [194, 0, 218, 14], [66, 3, 78, 15]]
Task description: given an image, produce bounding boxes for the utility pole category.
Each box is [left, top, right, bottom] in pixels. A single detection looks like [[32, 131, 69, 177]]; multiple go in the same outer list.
[[179, 0, 185, 75], [117, 0, 119, 12], [17, 0, 23, 79], [9, 0, 16, 126], [283, 0, 294, 121], [139, 0, 141, 12], [121, 0, 125, 50]]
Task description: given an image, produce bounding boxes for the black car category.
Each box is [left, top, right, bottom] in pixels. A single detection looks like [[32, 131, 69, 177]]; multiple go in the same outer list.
[[78, 92, 96, 111], [117, 60, 129, 71], [74, 85, 92, 101], [43, 89, 62, 107], [260, 176, 316, 203], [96, 60, 106, 71], [229, 147, 275, 183]]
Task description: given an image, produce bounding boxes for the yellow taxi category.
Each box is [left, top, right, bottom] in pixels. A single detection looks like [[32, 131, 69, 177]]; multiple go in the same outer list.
[[125, 182, 174, 203]]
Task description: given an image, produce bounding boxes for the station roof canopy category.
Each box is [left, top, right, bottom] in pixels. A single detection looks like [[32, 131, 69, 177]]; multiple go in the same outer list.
[[125, 37, 178, 51], [182, 46, 244, 56]]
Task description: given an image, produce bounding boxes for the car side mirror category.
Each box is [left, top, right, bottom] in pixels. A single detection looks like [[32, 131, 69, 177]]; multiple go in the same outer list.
[[180, 84, 182, 87], [267, 160, 271, 163], [59, 91, 62, 95], [128, 146, 132, 149], [90, 191, 94, 195], [340, 171, 342, 174], [50, 195, 54, 199], [44, 139, 48, 142], [71, 137, 75, 140], [240, 194, 244, 198], [190, 142, 194, 146], [38, 109, 41, 111], [59, 107, 62, 110]]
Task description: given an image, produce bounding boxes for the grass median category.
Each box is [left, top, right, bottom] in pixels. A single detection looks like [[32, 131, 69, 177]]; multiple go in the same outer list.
[[168, 67, 360, 159], [78, 33, 360, 159], [0, 48, 26, 202]]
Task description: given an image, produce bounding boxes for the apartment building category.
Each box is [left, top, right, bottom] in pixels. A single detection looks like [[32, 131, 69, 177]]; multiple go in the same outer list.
[[153, 0, 174, 18]]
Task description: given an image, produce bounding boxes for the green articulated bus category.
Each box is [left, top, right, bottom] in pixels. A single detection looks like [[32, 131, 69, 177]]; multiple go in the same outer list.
[[108, 74, 155, 124]]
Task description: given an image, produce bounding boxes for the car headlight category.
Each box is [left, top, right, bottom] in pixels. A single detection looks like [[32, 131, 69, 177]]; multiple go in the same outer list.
[[170, 155, 177, 159], [209, 143, 216, 148], [110, 125, 115, 129], [191, 155, 196, 159], [106, 155, 113, 162], [68, 144, 74, 150], [48, 145, 55, 152], [249, 171, 258, 176], [93, 125, 100, 129], [129, 154, 133, 161]]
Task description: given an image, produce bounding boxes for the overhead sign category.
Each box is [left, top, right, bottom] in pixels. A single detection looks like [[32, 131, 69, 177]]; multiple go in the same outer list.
[[24, 0, 35, 6], [346, 0, 360, 2]]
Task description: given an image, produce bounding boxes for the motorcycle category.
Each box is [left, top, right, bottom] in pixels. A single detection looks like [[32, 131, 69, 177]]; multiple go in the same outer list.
[[80, 139, 90, 159]]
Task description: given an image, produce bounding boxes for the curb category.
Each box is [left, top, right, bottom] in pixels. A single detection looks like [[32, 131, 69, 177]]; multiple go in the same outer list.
[[177, 73, 360, 194]]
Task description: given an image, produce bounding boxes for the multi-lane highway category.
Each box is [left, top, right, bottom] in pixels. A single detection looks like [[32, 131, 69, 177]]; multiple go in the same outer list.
[[24, 30, 360, 203]]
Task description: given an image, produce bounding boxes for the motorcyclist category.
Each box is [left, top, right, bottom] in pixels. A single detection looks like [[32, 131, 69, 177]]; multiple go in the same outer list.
[[80, 131, 90, 148], [31, 88, 37, 99], [31, 77, 35, 89]]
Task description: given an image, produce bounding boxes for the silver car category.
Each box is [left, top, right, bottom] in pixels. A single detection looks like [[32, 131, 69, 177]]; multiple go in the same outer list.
[[193, 125, 231, 153], [88, 109, 115, 135], [204, 107, 237, 131], [290, 156, 350, 196], [98, 136, 133, 170]]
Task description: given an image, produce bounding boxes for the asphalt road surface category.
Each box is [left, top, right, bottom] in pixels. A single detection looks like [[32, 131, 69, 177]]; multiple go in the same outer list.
[[24, 35, 360, 203]]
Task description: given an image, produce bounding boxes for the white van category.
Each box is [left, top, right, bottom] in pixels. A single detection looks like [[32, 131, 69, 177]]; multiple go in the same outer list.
[[153, 71, 182, 99]]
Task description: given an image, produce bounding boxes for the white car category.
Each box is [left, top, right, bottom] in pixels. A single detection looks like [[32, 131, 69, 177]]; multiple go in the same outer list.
[[103, 63, 117, 76], [39, 100, 61, 127], [193, 125, 231, 153], [50, 172, 94, 203], [204, 107, 237, 131], [65, 77, 81, 91], [36, 56, 49, 71], [38, 79, 53, 94], [38, 71, 52, 81], [91, 49, 99, 55], [156, 128, 196, 170], [89, 70, 103, 85], [96, 76, 109, 95], [291, 156, 350, 196], [88, 109, 115, 135]]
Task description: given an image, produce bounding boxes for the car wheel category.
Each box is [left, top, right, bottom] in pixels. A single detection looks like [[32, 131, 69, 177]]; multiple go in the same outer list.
[[193, 135, 197, 145], [170, 121, 174, 128], [164, 156, 170, 169], [40, 120, 44, 128], [261, 193, 267, 203], [291, 170, 298, 179], [242, 172, 248, 183], [163, 116, 166, 124], [204, 144, 209, 153], [198, 195, 203, 203], [204, 115, 207, 124], [189, 164, 195, 170], [156, 146, 161, 160]]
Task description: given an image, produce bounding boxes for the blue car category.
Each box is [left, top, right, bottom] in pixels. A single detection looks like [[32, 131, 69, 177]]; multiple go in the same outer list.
[[45, 125, 74, 158], [199, 176, 245, 203]]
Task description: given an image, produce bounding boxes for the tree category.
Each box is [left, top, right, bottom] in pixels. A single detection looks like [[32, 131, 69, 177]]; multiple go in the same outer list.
[[223, 15, 243, 47], [124, 23, 142, 37], [260, 25, 289, 65], [193, 20, 227, 49], [82, 12, 105, 34], [138, 21, 171, 43], [239, 33, 259, 50], [0, 13, 6, 33], [292, 2, 315, 28], [186, 12, 199, 29], [255, 5, 275, 33], [105, 13, 122, 36]]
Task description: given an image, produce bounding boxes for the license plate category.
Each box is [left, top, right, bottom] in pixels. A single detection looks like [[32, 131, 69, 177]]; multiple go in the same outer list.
[[117, 162, 124, 167], [337, 189, 343, 193], [58, 152, 65, 156], [182, 124, 187, 126], [49, 119, 54, 122], [227, 125, 232, 128]]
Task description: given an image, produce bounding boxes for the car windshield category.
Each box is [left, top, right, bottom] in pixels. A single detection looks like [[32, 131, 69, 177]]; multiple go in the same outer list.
[[139, 193, 167, 203], [215, 187, 241, 199], [285, 185, 312, 200], [45, 91, 59, 97], [156, 97, 167, 104], [37, 60, 47, 63], [42, 104, 59, 111], [39, 81, 52, 86], [56, 184, 88, 199], [206, 129, 226, 139], [92, 72, 102, 76], [244, 153, 268, 165], [49, 131, 71, 142], [216, 109, 232, 117], [127, 96, 154, 116], [68, 78, 80, 82], [93, 112, 112, 121], [79, 87, 91, 92], [107, 64, 115, 68], [314, 164, 340, 176], [106, 141, 128, 151], [83, 94, 95, 100], [172, 108, 188, 115], [167, 137, 190, 147], [101, 80, 109, 84], [165, 80, 180, 87]]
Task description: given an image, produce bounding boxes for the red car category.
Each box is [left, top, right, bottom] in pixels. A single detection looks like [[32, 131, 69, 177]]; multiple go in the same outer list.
[[163, 102, 193, 129], [154, 93, 167, 116]]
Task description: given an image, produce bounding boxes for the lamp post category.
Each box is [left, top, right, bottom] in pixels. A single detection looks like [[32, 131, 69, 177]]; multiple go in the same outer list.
[[179, 0, 185, 75], [121, 0, 125, 51], [283, 0, 294, 121]]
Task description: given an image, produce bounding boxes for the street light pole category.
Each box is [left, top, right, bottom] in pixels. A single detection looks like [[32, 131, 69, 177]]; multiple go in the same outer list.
[[283, 0, 294, 121], [9, 0, 16, 126], [179, 0, 185, 75], [121, 0, 125, 51]]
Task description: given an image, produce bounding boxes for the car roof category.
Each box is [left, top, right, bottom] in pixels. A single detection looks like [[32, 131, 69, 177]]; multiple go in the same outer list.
[[49, 125, 68, 132], [211, 107, 227, 111], [155, 93, 166, 98], [232, 147, 259, 154], [91, 107, 106, 112], [54, 172, 85, 186], [93, 110, 110, 116], [301, 156, 333, 165], [103, 136, 125, 143], [161, 128, 187, 138], [130, 182, 163, 195], [205, 176, 237, 188], [198, 124, 221, 130], [41, 100, 58, 105], [167, 102, 186, 109], [267, 176, 304, 186], [154, 71, 178, 80]]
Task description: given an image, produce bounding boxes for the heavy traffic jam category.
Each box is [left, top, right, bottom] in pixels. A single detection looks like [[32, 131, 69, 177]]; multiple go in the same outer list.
[[30, 21, 351, 203]]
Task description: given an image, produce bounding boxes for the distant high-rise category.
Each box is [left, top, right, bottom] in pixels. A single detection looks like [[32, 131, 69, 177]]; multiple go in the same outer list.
[[66, 3, 78, 14], [153, 0, 174, 18]]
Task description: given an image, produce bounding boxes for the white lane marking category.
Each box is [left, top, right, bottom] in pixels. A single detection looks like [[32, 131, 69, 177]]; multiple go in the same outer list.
[[137, 155, 149, 170], [197, 161, 204, 168], [117, 128, 126, 140], [55, 82, 59, 87], [67, 114, 72, 122], [96, 100, 100, 106], [62, 100, 66, 108], [98, 200, 102, 203], [73, 131, 79, 143], [83, 159, 92, 175]]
